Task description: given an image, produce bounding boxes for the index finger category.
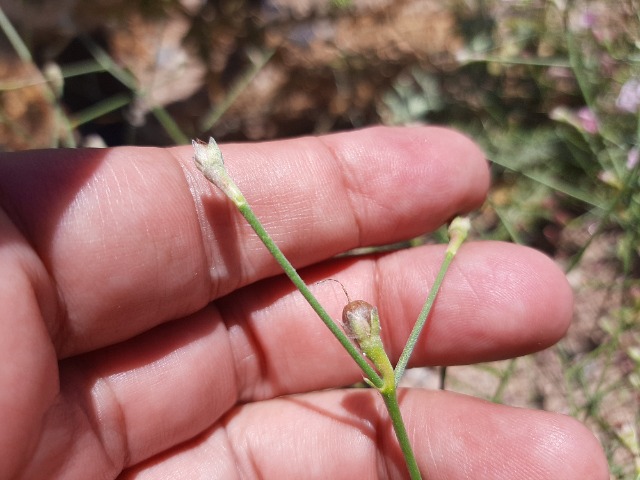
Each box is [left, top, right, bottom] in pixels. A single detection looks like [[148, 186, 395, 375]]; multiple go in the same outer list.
[[0, 126, 488, 356]]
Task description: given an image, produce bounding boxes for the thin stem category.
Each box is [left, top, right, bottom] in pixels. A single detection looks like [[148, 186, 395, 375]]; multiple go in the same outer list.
[[152, 106, 189, 145], [235, 201, 384, 389], [70, 93, 131, 129], [395, 217, 470, 385], [346, 303, 422, 478], [394, 252, 454, 384], [237, 184, 422, 478], [0, 7, 32, 62], [199, 48, 275, 132], [193, 137, 425, 476], [193, 138, 382, 387], [381, 389, 422, 480]]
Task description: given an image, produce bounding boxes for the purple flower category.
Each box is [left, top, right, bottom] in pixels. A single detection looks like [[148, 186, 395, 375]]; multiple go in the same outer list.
[[616, 79, 640, 114], [627, 147, 639, 170], [580, 11, 597, 29], [550, 106, 599, 135], [577, 107, 599, 134]]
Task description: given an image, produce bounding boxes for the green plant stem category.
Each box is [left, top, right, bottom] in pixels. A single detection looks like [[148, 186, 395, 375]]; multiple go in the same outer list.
[[0, 7, 32, 62], [0, 8, 76, 147], [394, 251, 454, 384], [194, 138, 428, 477], [357, 309, 422, 479], [199, 48, 275, 132], [394, 217, 470, 385], [152, 106, 189, 145], [70, 93, 131, 129], [234, 199, 383, 388], [235, 189, 423, 477], [381, 389, 422, 480]]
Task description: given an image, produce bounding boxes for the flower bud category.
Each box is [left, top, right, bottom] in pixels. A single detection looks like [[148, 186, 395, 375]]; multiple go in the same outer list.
[[192, 137, 245, 205]]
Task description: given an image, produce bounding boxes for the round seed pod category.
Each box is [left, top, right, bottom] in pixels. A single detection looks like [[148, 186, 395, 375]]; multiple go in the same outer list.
[[342, 300, 375, 341]]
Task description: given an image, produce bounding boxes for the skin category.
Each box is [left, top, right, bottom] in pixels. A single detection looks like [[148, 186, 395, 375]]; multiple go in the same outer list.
[[0, 126, 608, 479]]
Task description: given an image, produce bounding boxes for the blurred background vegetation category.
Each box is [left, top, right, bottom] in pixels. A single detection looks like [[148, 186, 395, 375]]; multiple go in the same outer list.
[[1, 0, 639, 477]]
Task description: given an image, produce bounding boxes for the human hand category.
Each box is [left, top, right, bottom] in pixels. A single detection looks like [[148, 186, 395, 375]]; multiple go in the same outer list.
[[0, 127, 608, 479]]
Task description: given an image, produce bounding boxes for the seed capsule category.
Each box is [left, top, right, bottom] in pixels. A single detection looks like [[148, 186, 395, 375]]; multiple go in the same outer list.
[[342, 300, 378, 345]]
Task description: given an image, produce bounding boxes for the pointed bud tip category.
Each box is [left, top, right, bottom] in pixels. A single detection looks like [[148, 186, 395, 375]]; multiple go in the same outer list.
[[192, 137, 225, 169]]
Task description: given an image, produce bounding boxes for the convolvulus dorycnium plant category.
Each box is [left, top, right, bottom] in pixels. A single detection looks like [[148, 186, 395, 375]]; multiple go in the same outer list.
[[193, 137, 470, 479]]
